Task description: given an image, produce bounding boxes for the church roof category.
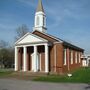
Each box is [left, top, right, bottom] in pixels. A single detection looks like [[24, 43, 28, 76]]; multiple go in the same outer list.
[[36, 0, 44, 12], [33, 30, 61, 42], [33, 30, 84, 51]]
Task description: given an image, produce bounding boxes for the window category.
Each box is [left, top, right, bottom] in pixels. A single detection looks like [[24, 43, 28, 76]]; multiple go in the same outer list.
[[64, 49, 67, 65], [70, 50, 73, 64], [79, 53, 81, 63], [75, 52, 78, 63], [36, 16, 39, 26], [43, 17, 45, 26]]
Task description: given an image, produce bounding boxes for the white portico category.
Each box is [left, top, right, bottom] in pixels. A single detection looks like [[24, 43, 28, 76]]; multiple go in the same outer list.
[[15, 0, 49, 73], [15, 33, 49, 73]]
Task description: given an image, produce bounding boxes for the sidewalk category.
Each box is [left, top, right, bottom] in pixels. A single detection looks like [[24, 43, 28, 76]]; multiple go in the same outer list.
[[0, 79, 90, 90]]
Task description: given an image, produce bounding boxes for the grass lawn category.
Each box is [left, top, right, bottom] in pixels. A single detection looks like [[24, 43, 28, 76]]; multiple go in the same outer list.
[[34, 67, 90, 83], [0, 68, 90, 83], [0, 69, 14, 78]]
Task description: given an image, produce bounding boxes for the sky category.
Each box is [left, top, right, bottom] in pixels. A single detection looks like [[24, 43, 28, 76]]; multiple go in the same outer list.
[[0, 0, 90, 54]]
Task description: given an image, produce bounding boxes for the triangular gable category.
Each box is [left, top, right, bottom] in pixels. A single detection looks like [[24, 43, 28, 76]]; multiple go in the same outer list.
[[15, 32, 48, 45]]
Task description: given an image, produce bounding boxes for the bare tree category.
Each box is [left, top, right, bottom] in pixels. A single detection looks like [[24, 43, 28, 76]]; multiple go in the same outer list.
[[0, 40, 8, 49], [15, 24, 29, 40]]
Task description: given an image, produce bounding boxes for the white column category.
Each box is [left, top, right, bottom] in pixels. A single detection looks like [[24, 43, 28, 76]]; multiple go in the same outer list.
[[45, 44, 49, 73], [23, 46, 27, 71], [15, 46, 18, 71], [34, 45, 37, 72]]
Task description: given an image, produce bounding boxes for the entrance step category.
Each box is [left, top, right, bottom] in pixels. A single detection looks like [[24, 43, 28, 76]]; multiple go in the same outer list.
[[12, 71, 48, 78]]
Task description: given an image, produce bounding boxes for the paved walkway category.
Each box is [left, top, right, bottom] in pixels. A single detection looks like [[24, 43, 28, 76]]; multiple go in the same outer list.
[[0, 79, 90, 90]]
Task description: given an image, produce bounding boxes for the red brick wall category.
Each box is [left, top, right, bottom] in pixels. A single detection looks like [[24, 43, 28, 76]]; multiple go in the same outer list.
[[62, 48, 83, 73], [27, 53, 32, 71], [49, 43, 64, 74], [62, 48, 69, 73], [17, 44, 83, 74], [41, 53, 45, 71], [49, 45, 55, 72], [55, 43, 64, 74]]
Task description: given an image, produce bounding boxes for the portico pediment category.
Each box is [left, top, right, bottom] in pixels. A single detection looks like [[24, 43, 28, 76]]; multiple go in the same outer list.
[[15, 32, 48, 45]]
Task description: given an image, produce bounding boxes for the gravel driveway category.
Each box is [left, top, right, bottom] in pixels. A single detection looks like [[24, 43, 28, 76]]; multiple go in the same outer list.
[[0, 79, 90, 90]]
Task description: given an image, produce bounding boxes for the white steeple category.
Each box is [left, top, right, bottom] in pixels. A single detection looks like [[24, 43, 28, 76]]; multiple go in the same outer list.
[[33, 0, 47, 33]]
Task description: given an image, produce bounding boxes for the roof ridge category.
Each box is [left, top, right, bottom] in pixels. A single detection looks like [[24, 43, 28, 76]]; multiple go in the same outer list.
[[32, 30, 63, 42]]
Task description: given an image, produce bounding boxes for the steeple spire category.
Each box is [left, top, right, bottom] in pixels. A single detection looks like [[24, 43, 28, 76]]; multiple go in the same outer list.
[[36, 0, 44, 13], [33, 0, 47, 33]]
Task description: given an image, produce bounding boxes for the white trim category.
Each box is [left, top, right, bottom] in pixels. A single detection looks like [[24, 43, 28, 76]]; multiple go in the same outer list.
[[15, 43, 48, 48], [15, 32, 48, 45], [16, 41, 48, 46], [15, 47, 18, 71], [75, 52, 78, 63], [35, 11, 45, 15], [63, 48, 67, 65], [70, 50, 73, 64]]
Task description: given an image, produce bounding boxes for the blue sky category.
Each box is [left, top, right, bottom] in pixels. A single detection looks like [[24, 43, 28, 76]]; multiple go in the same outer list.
[[0, 0, 90, 54]]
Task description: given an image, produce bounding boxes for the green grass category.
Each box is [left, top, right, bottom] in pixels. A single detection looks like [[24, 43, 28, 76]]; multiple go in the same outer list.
[[0, 69, 14, 77], [0, 68, 90, 83], [34, 68, 90, 83]]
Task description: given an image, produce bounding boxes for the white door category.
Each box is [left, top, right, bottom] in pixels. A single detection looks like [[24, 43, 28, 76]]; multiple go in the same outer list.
[[31, 53, 40, 71], [82, 60, 87, 67], [36, 53, 40, 71], [31, 54, 34, 71]]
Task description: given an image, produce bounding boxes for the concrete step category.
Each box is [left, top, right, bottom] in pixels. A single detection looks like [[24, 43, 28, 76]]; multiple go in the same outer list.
[[12, 71, 48, 77]]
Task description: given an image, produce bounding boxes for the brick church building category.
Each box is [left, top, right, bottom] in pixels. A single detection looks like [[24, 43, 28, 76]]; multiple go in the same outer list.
[[15, 0, 84, 74]]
